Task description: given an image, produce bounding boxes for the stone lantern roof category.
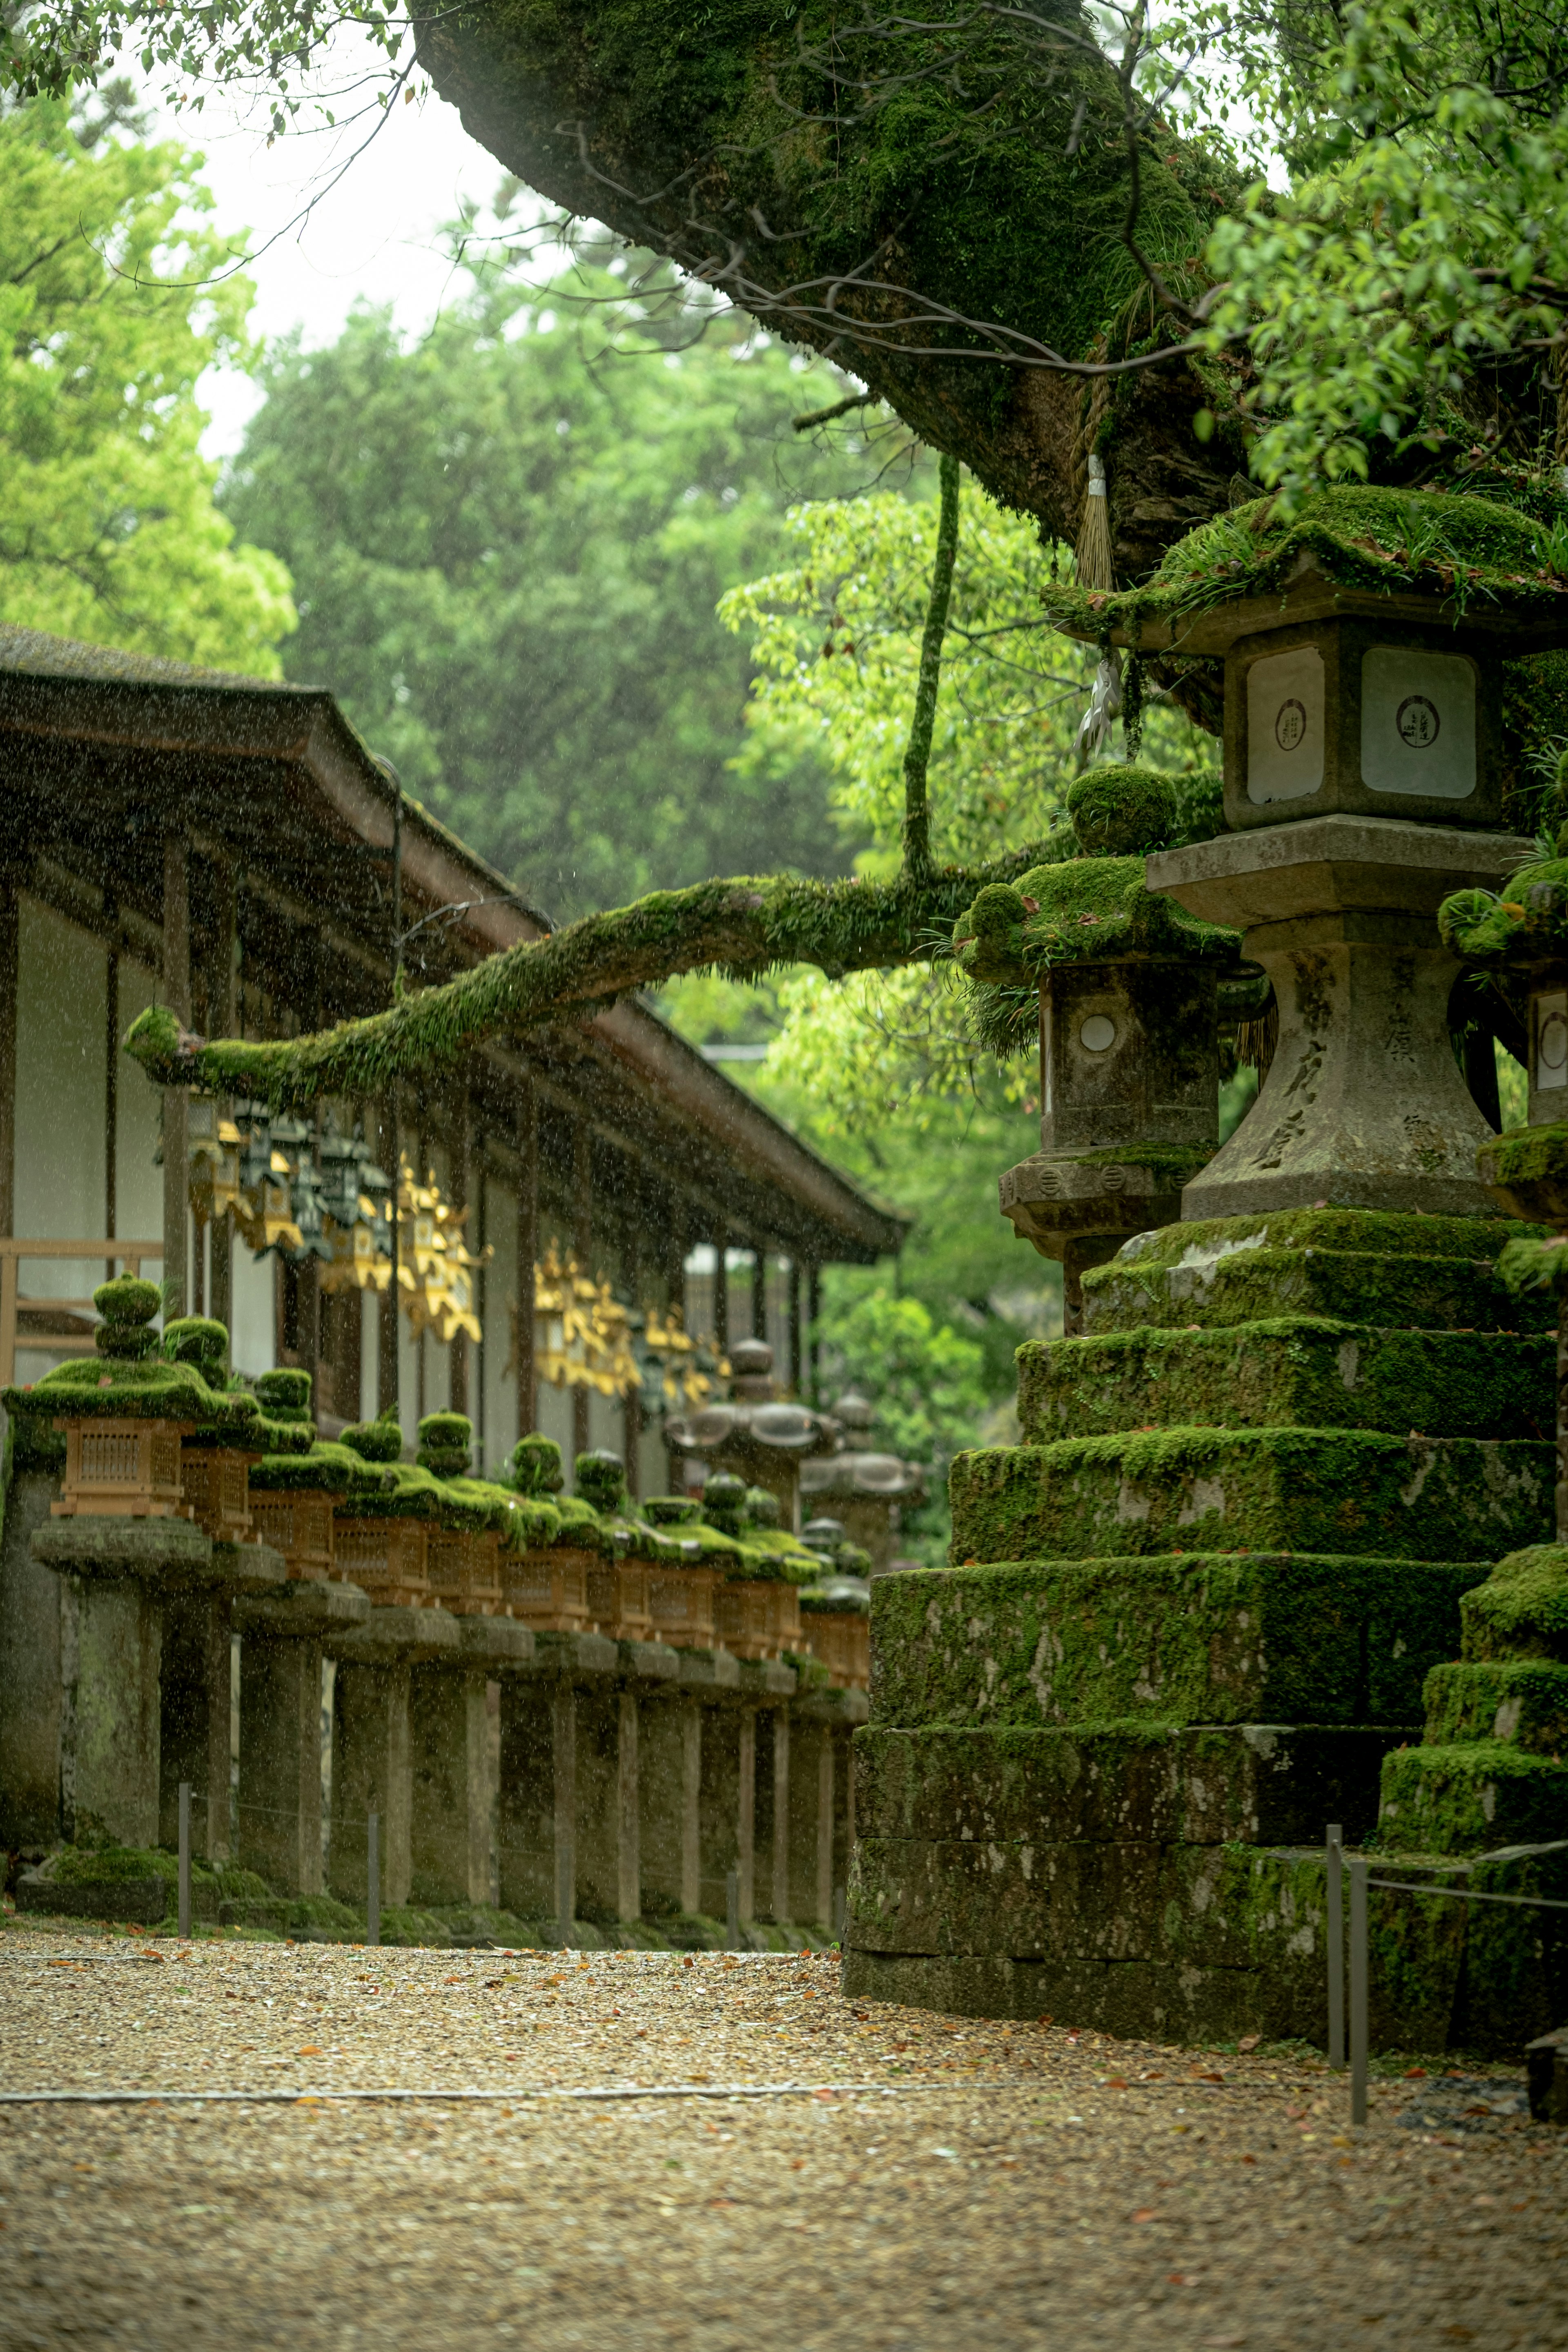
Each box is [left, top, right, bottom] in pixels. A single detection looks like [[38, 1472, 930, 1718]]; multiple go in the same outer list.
[[799, 1450, 926, 1508], [1041, 487, 1568, 658]]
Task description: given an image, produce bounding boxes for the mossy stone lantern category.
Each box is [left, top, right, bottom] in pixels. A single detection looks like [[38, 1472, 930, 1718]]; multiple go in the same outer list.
[[1046, 490, 1568, 1220], [952, 766, 1242, 1329]]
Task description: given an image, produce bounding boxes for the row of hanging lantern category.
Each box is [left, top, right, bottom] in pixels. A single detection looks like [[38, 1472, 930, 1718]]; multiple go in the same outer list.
[[499, 1244, 727, 1409], [185, 1100, 487, 1345], [189, 1104, 722, 1394]]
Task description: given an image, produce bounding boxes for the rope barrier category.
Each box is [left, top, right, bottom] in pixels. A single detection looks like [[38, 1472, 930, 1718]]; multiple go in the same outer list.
[[0, 2081, 904, 2107]]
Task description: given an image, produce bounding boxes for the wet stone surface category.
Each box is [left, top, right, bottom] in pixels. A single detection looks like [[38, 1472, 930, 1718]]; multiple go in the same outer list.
[[0, 1926, 1564, 2349]]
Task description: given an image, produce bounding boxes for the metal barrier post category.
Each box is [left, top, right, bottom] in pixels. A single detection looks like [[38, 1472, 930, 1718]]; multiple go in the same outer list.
[[1325, 1822, 1344, 2069], [1349, 1853, 1368, 2127], [177, 1783, 192, 1940], [726, 1868, 740, 1951], [367, 1810, 381, 1949]]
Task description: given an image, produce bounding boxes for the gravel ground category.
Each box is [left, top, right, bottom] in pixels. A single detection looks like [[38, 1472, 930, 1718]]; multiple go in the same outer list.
[[0, 1926, 1564, 2351]]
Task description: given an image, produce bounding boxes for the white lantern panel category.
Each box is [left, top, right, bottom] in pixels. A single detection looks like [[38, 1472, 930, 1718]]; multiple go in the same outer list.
[[1360, 646, 1476, 799], [1537, 992, 1568, 1093], [1246, 646, 1325, 804], [1079, 1015, 1116, 1053]]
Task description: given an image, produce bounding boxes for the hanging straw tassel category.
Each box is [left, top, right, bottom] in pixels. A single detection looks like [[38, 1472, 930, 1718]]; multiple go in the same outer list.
[[1074, 452, 1115, 592]]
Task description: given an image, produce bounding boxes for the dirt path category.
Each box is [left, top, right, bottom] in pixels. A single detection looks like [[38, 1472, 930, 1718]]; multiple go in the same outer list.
[[0, 1931, 1561, 2349]]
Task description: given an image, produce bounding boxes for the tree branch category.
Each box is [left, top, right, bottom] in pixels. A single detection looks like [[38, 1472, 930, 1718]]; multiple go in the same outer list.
[[125, 840, 1069, 1106], [902, 451, 961, 882]]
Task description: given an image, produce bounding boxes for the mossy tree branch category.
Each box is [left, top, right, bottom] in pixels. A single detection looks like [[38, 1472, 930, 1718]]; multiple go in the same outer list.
[[125, 844, 1067, 1106], [902, 452, 961, 883]]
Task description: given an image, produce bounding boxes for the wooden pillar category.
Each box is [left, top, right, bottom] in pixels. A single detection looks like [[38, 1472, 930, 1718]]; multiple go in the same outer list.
[[516, 1076, 538, 1440], [102, 902, 119, 1280], [787, 1258, 801, 1396], [771, 1707, 791, 1924], [208, 858, 236, 1339], [0, 876, 15, 1244], [736, 1706, 756, 1923], [680, 1698, 701, 1917], [806, 1263, 822, 1407], [572, 1124, 592, 1464], [617, 1688, 640, 1924], [449, 1089, 470, 1420], [622, 1216, 642, 1498], [552, 1682, 576, 1934], [713, 1234, 729, 1357], [376, 1094, 399, 1419], [162, 834, 190, 1323]]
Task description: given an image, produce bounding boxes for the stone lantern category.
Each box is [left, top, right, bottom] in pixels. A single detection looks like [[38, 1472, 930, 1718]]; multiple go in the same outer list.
[[1045, 496, 1566, 1218], [952, 764, 1243, 1329]]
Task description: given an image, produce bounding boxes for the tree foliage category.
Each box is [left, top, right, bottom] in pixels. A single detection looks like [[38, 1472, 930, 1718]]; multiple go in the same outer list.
[[0, 94, 295, 669], [220, 253, 898, 916]]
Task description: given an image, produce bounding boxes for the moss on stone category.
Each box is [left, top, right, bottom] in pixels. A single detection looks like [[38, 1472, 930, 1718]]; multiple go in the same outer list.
[[1081, 1210, 1546, 1336], [951, 851, 1236, 989], [1378, 1742, 1568, 1854], [1461, 1544, 1568, 1662], [1045, 486, 1568, 652], [949, 1427, 1552, 1567], [871, 1553, 1485, 1731], [247, 1441, 371, 1497], [1016, 1320, 1552, 1443], [1422, 1659, 1568, 1753], [1067, 765, 1178, 859]]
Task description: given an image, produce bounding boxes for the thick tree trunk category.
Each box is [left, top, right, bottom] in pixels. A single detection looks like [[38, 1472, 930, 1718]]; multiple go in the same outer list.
[[416, 0, 1246, 568]]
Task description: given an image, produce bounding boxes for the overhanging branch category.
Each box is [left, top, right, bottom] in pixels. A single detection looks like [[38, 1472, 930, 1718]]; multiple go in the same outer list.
[[126, 842, 1070, 1106]]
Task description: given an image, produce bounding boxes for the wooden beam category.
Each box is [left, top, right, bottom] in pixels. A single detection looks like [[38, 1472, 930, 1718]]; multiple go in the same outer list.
[[207, 856, 236, 1339], [515, 1076, 537, 1443], [162, 833, 190, 1321], [0, 877, 16, 1243], [572, 1121, 591, 1465]]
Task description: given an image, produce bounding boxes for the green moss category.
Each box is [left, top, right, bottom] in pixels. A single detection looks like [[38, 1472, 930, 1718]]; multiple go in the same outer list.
[[872, 1553, 1486, 1731], [124, 845, 1074, 1109], [1461, 1544, 1568, 1662], [256, 1368, 312, 1414], [95, 1276, 161, 1327], [341, 1412, 404, 1465], [416, 1412, 473, 1480], [951, 851, 1237, 988], [575, 1450, 627, 1514], [1, 1355, 255, 1426], [247, 1441, 368, 1496], [1067, 765, 1178, 858], [1378, 1741, 1568, 1855], [1422, 1659, 1568, 1753], [501, 1433, 565, 1497], [161, 1317, 228, 1378], [1045, 487, 1568, 651], [1017, 1320, 1551, 1443], [1473, 1129, 1568, 1232], [948, 1426, 1553, 1567], [1082, 1208, 1545, 1336]]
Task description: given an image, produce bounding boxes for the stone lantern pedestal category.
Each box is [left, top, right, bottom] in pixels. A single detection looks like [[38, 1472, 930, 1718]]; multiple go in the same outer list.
[[1149, 813, 1533, 1220]]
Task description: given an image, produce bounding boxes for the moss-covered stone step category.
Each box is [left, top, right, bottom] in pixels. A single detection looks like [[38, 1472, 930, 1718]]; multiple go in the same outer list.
[[1080, 1207, 1547, 1337], [1017, 1321, 1551, 1444], [949, 1428, 1553, 1568], [1422, 1660, 1568, 1753], [844, 1838, 1568, 2054], [1378, 1742, 1568, 1853], [857, 1722, 1410, 1849], [1461, 1545, 1568, 1662], [871, 1554, 1486, 1730]]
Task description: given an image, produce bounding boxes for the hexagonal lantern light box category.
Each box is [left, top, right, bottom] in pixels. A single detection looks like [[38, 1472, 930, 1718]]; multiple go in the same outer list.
[[952, 764, 1243, 1328]]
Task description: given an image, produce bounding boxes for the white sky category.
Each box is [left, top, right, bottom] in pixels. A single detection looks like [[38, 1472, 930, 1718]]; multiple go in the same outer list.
[[171, 60, 517, 456]]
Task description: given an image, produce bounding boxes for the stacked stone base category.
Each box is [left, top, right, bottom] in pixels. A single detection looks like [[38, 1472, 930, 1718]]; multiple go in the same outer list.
[[846, 1208, 1561, 2049]]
